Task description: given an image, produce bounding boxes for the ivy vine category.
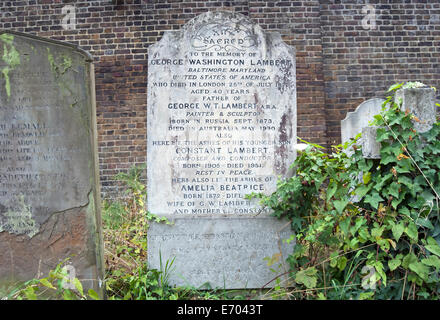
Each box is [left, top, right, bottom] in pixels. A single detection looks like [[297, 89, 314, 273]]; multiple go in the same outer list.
[[250, 83, 440, 300]]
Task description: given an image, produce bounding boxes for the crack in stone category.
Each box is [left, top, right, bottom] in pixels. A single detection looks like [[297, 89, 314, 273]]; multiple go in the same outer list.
[[31, 189, 93, 240]]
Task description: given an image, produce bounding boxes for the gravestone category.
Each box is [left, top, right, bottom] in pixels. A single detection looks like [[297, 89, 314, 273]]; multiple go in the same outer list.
[[0, 31, 103, 296], [361, 126, 383, 159], [147, 11, 296, 288], [395, 86, 436, 133], [342, 87, 437, 160], [341, 98, 386, 157]]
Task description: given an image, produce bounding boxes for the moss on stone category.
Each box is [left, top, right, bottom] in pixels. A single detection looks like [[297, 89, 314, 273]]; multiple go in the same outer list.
[[47, 48, 76, 99], [0, 34, 21, 98], [47, 48, 73, 77]]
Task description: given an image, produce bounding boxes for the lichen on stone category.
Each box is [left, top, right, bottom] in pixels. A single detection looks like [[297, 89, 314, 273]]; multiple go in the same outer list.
[[0, 194, 39, 238], [0, 33, 21, 98], [403, 81, 427, 89], [47, 47, 77, 103], [47, 48, 72, 77]]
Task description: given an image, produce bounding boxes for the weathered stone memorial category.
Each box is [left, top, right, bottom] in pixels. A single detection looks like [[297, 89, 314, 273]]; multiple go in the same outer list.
[[341, 98, 386, 157], [0, 31, 103, 295], [147, 11, 296, 288], [395, 86, 436, 133], [341, 86, 437, 160]]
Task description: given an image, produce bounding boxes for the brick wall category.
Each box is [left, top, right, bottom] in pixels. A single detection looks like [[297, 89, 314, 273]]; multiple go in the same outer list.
[[320, 0, 440, 145], [1, 0, 439, 198], [248, 0, 327, 149]]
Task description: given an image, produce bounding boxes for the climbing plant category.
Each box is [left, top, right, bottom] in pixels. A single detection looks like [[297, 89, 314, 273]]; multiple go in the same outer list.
[[251, 83, 440, 300]]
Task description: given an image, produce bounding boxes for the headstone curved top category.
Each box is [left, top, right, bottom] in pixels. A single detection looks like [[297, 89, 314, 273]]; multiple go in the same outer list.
[[147, 11, 296, 288], [341, 98, 386, 145], [0, 31, 103, 295]]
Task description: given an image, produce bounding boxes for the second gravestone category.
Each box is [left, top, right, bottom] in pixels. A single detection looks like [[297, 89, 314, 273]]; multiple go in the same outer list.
[[147, 12, 296, 288], [0, 31, 103, 296]]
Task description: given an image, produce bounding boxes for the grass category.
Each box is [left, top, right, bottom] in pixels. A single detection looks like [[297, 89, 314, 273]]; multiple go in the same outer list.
[[1, 165, 282, 300], [102, 166, 263, 300]]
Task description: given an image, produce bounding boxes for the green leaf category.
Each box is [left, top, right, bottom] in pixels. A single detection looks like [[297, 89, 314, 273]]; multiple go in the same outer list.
[[337, 256, 348, 271], [326, 180, 337, 201], [334, 199, 349, 214], [388, 82, 404, 92], [62, 290, 76, 300], [376, 128, 392, 142], [350, 217, 366, 235], [88, 289, 100, 300], [421, 256, 440, 270], [73, 278, 84, 297], [402, 253, 418, 269], [339, 217, 351, 236], [364, 192, 384, 209], [427, 237, 439, 246], [398, 176, 413, 189], [329, 252, 339, 268], [399, 207, 411, 217], [363, 172, 371, 184], [377, 238, 390, 252], [23, 287, 37, 300], [409, 261, 429, 281], [349, 237, 360, 249], [417, 291, 430, 299], [354, 184, 372, 198], [381, 153, 396, 165], [372, 261, 387, 287], [39, 278, 56, 290], [295, 267, 318, 289], [371, 225, 385, 238], [358, 159, 374, 172], [415, 218, 434, 230], [395, 163, 412, 174], [391, 197, 404, 209], [392, 222, 405, 242], [389, 258, 401, 271], [420, 190, 435, 204], [358, 291, 375, 300], [373, 173, 392, 191], [425, 237, 440, 257], [317, 293, 327, 300], [407, 273, 423, 286], [387, 182, 400, 199], [405, 222, 418, 242], [358, 227, 370, 242]]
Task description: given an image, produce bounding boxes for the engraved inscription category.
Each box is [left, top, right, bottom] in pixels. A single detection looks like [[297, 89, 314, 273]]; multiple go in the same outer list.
[[190, 20, 258, 51], [0, 34, 92, 236], [147, 11, 296, 288], [148, 17, 296, 216]]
